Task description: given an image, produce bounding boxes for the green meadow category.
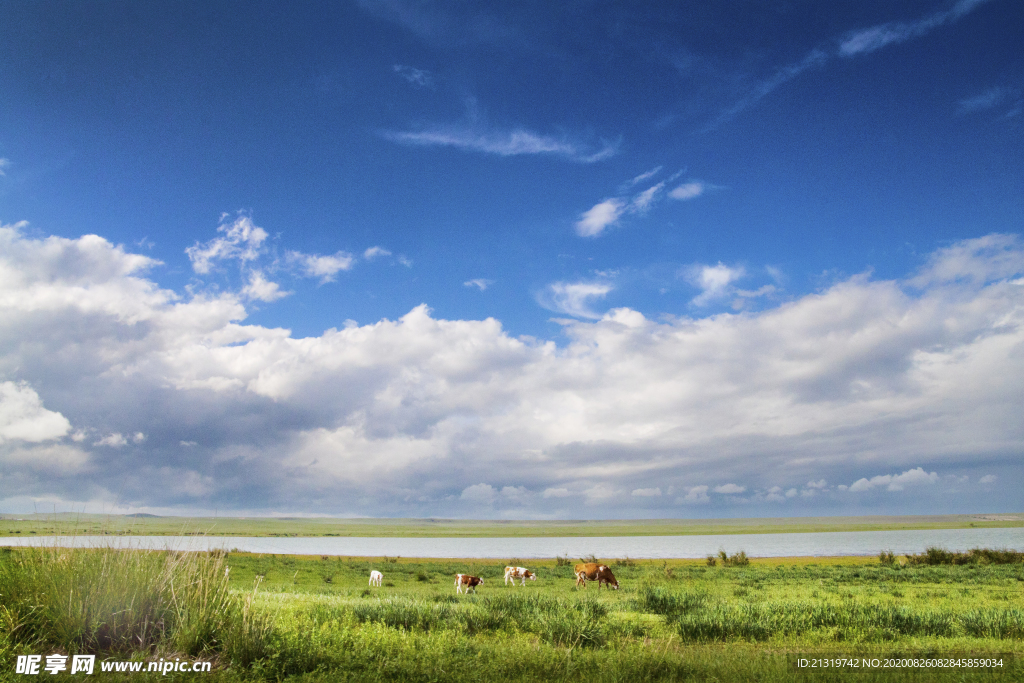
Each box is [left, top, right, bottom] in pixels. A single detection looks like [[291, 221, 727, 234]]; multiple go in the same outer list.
[[2, 545, 1022, 681], [1, 512, 1022, 537]]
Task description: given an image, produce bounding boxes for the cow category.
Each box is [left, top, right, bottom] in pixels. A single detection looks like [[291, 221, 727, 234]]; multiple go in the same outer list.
[[369, 570, 383, 587], [504, 566, 537, 586], [573, 562, 619, 590], [455, 574, 484, 594]]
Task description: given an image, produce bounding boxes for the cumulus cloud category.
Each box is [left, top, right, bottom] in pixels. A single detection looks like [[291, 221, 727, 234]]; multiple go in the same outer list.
[[680, 486, 710, 505], [242, 270, 290, 302], [684, 262, 746, 305], [285, 251, 355, 284], [848, 467, 939, 492], [536, 281, 612, 319], [0, 382, 71, 444], [1, 223, 1023, 516], [631, 487, 662, 497], [187, 215, 268, 274], [979, 474, 997, 484]]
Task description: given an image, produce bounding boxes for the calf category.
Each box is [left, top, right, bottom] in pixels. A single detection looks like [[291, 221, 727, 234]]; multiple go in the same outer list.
[[503, 565, 537, 586], [455, 573, 484, 594], [573, 562, 619, 590], [369, 570, 383, 587]]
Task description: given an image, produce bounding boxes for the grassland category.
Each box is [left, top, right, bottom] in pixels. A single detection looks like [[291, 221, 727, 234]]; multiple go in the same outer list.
[[2, 512, 1022, 538], [2, 545, 1022, 681]]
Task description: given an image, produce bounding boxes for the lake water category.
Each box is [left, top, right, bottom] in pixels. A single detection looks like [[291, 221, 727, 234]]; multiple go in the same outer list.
[[2, 527, 1022, 558]]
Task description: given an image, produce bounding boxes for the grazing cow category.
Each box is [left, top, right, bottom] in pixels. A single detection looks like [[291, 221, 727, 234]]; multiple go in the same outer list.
[[455, 574, 484, 594], [573, 562, 619, 590], [369, 570, 383, 587], [503, 566, 537, 586]]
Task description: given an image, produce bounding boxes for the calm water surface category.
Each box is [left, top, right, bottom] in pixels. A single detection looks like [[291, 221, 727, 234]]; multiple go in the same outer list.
[[3, 528, 1022, 558]]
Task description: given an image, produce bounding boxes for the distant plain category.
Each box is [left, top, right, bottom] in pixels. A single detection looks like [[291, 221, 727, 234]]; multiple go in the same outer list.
[[1, 512, 1021, 538]]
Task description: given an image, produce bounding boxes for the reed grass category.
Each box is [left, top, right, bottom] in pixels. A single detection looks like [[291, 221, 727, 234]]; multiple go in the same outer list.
[[0, 544, 270, 662]]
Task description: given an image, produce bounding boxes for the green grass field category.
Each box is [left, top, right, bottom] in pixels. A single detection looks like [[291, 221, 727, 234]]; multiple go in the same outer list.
[[2, 545, 1022, 681], [2, 512, 1022, 537]]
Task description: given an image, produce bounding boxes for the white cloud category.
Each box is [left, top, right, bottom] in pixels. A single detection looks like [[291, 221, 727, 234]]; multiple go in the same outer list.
[[383, 127, 618, 163], [537, 281, 612, 319], [631, 487, 662, 497], [364, 246, 392, 260], [464, 278, 494, 291], [979, 475, 997, 484], [397, 255, 413, 267], [958, 87, 1010, 114], [669, 182, 706, 201], [848, 467, 939, 492], [839, 0, 993, 57], [393, 64, 433, 88], [575, 199, 626, 237], [714, 483, 746, 494], [627, 167, 662, 187], [285, 251, 355, 284], [685, 262, 746, 305], [629, 182, 666, 214], [1, 226, 1023, 515], [186, 215, 268, 274], [806, 479, 827, 489], [0, 382, 71, 444], [0, 158, 10, 176], [460, 483, 496, 503], [241, 270, 290, 302], [680, 486, 710, 505], [94, 433, 128, 448]]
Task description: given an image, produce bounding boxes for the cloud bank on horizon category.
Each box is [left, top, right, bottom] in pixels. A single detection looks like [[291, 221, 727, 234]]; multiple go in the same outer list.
[[0, 222, 1021, 517], [1, 0, 1022, 517]]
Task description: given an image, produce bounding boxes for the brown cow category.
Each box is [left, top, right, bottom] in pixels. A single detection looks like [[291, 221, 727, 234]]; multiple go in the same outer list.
[[455, 573, 484, 594], [573, 562, 619, 590]]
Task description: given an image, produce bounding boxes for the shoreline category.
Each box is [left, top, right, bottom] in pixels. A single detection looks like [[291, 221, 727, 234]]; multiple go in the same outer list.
[[2, 512, 1022, 538]]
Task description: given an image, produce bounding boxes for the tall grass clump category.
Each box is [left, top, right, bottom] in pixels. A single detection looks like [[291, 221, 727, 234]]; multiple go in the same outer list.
[[0, 545, 270, 662], [907, 547, 1024, 565]]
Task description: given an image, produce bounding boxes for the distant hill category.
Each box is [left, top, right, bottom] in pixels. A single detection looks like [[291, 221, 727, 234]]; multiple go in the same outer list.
[[123, 513, 161, 518]]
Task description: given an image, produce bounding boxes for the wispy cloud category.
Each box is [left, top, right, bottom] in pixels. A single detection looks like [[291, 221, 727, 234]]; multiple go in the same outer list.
[[839, 0, 993, 57], [363, 246, 392, 260], [383, 127, 618, 163], [708, 0, 995, 130], [285, 251, 355, 284], [393, 64, 433, 88], [575, 199, 627, 237], [957, 86, 1021, 116], [464, 278, 494, 291], [669, 182, 707, 201], [576, 170, 710, 237], [537, 281, 613, 319], [683, 262, 746, 306], [0, 158, 10, 176]]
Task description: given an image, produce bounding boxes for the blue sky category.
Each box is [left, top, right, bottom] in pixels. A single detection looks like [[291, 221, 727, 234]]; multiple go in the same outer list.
[[1, 0, 1022, 518]]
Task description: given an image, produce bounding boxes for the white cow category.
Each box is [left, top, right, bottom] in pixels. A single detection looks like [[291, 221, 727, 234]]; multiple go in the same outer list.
[[369, 570, 383, 586], [503, 565, 537, 586]]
